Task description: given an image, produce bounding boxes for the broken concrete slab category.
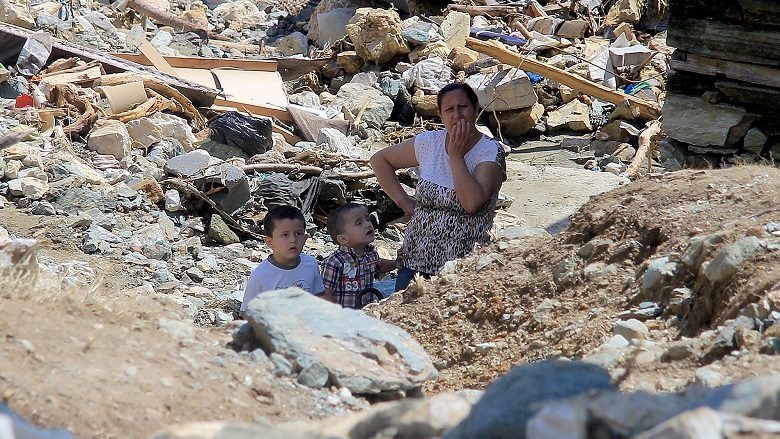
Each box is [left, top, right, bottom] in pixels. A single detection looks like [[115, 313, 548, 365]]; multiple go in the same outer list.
[[662, 95, 747, 147], [440, 11, 470, 49], [556, 19, 588, 38], [245, 288, 437, 395], [466, 68, 538, 112]]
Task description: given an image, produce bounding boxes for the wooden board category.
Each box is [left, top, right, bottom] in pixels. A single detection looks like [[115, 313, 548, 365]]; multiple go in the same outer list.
[[667, 18, 780, 66], [671, 51, 780, 88]]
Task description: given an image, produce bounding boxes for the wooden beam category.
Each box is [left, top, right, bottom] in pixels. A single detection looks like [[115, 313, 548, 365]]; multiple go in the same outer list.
[[667, 18, 780, 66], [112, 53, 278, 71], [447, 4, 525, 16], [626, 120, 661, 178], [670, 51, 780, 89], [465, 37, 661, 120]]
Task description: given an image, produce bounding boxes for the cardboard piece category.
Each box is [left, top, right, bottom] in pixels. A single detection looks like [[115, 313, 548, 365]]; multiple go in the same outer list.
[[138, 40, 178, 77], [95, 81, 148, 114]]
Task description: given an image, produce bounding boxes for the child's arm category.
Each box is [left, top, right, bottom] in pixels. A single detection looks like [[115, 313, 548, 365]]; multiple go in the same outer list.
[[321, 288, 336, 303], [377, 258, 398, 275], [320, 255, 342, 305]]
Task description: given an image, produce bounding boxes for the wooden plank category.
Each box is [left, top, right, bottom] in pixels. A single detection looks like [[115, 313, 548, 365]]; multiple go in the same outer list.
[[668, 0, 780, 29], [465, 37, 661, 120], [111, 52, 278, 72], [38, 61, 104, 85], [667, 18, 780, 66], [0, 21, 218, 107], [214, 98, 292, 123], [670, 51, 780, 88], [447, 4, 525, 16]]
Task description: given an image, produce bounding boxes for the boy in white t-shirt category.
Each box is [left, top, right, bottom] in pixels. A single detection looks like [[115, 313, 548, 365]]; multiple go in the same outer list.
[[240, 205, 325, 313]]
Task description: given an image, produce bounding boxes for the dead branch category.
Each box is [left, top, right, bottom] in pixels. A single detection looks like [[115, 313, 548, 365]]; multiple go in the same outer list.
[[122, 0, 230, 41], [626, 120, 662, 178], [0, 129, 36, 151]]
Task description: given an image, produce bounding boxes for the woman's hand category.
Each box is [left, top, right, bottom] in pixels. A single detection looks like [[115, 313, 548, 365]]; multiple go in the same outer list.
[[447, 119, 474, 159]]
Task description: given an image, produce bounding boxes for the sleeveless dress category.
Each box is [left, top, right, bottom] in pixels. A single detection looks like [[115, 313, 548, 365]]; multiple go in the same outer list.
[[400, 130, 506, 275]]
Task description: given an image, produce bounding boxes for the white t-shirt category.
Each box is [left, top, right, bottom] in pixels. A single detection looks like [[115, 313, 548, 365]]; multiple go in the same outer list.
[[240, 254, 325, 312], [414, 130, 503, 190]]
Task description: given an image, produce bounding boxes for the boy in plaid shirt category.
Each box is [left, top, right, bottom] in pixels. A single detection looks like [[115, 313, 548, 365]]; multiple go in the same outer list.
[[321, 203, 397, 308]]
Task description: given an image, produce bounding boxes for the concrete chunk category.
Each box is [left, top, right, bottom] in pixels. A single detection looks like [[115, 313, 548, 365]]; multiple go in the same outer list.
[[466, 68, 538, 112]]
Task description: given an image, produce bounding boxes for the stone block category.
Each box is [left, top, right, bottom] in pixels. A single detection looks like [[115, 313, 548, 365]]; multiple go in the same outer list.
[[466, 68, 538, 112]]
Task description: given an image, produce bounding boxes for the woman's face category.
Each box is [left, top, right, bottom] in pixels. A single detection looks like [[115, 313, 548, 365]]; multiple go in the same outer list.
[[438, 89, 478, 133]]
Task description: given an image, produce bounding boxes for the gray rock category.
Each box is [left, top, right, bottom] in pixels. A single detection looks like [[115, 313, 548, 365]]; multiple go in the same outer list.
[[499, 225, 550, 239], [445, 361, 615, 439], [703, 236, 763, 284], [53, 188, 115, 213], [288, 91, 322, 109], [694, 366, 726, 388], [633, 407, 780, 439], [330, 83, 394, 129], [578, 238, 612, 259], [663, 95, 746, 147], [298, 362, 330, 387], [641, 256, 681, 299], [275, 31, 308, 56], [185, 267, 205, 282], [245, 288, 437, 395], [270, 352, 294, 377], [157, 318, 194, 340], [164, 189, 184, 212], [249, 348, 268, 363], [743, 128, 768, 154], [658, 138, 688, 171], [317, 128, 356, 157], [87, 120, 131, 159], [613, 319, 649, 341], [402, 21, 440, 45], [150, 30, 174, 48], [82, 224, 121, 253], [208, 214, 240, 245], [134, 223, 171, 261], [379, 76, 403, 100], [31, 200, 56, 215], [466, 68, 537, 112], [552, 258, 578, 287]]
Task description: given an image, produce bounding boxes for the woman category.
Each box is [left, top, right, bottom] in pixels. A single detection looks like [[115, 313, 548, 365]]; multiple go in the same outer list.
[[370, 82, 506, 291]]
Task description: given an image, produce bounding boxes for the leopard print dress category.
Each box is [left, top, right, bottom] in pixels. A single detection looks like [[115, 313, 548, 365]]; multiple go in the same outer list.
[[400, 130, 506, 275]]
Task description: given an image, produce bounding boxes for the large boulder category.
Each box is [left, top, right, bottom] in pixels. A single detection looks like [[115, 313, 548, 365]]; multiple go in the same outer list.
[[662, 95, 747, 147], [445, 360, 615, 439], [330, 83, 394, 129], [345, 8, 410, 64], [244, 288, 437, 395]]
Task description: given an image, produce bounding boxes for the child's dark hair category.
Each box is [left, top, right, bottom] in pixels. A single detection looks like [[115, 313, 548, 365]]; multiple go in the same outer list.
[[437, 82, 479, 109], [326, 203, 366, 242], [263, 205, 305, 236]]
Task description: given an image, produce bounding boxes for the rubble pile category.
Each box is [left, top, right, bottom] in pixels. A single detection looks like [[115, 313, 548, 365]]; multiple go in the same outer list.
[[375, 165, 780, 397]]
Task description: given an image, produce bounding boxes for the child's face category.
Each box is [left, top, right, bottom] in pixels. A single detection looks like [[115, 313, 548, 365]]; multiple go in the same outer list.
[[265, 218, 307, 265], [337, 207, 375, 248]]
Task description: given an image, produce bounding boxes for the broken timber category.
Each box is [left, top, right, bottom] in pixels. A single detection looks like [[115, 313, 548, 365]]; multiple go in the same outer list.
[[447, 4, 525, 16], [465, 37, 662, 120], [120, 0, 230, 41], [0, 22, 218, 107]]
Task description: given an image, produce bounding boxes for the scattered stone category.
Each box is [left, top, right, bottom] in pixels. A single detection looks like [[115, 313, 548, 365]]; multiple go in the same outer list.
[[703, 236, 762, 284], [87, 119, 131, 160], [488, 103, 545, 137], [297, 362, 330, 387], [331, 83, 394, 129], [613, 319, 649, 341], [440, 11, 470, 49], [663, 95, 747, 147], [546, 100, 592, 132], [208, 214, 240, 245]]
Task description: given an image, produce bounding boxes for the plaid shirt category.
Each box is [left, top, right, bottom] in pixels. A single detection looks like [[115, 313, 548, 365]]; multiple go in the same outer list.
[[321, 246, 380, 309]]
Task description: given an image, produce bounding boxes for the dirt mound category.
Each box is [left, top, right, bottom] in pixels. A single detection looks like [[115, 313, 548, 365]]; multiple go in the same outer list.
[[0, 246, 358, 439], [371, 165, 780, 393]]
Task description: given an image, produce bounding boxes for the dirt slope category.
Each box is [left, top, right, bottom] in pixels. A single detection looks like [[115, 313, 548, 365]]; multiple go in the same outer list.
[[371, 165, 780, 393]]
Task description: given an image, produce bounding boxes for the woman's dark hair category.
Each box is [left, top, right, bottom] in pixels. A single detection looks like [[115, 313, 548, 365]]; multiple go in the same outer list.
[[436, 82, 479, 110]]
